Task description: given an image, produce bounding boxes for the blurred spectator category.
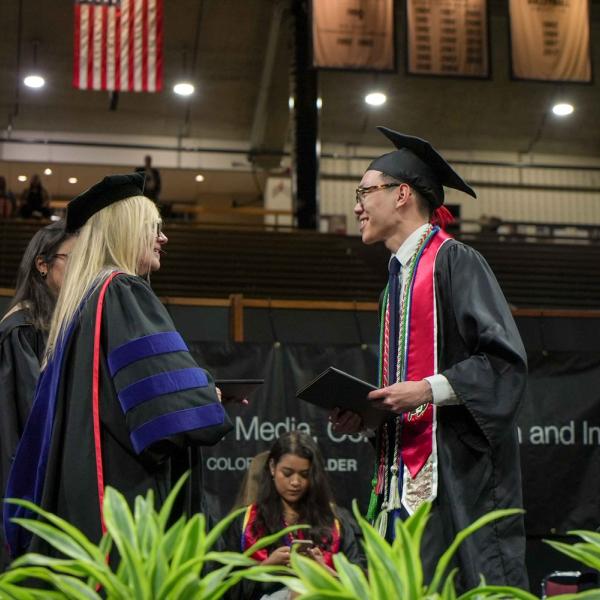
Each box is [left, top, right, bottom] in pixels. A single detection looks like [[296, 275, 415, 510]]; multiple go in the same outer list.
[[479, 213, 502, 234], [136, 155, 162, 202], [18, 175, 52, 219], [0, 176, 17, 218]]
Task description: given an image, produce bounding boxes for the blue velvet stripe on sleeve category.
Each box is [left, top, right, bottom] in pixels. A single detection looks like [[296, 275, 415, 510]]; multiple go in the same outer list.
[[108, 331, 189, 376], [130, 404, 226, 454], [117, 367, 209, 413]]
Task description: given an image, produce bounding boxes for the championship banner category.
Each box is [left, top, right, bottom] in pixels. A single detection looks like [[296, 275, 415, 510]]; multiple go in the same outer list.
[[509, 0, 591, 82], [312, 0, 395, 70], [73, 0, 163, 91], [406, 0, 489, 78]]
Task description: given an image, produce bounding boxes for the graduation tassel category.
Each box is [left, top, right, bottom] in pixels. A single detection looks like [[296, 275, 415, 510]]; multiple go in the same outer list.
[[366, 481, 380, 522], [375, 502, 389, 537], [387, 464, 402, 510]]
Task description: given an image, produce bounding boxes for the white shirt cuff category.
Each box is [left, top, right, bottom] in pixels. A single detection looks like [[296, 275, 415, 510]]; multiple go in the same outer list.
[[424, 374, 461, 406]]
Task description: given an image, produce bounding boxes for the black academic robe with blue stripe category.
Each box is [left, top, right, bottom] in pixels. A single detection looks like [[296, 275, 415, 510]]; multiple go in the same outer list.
[[5, 274, 232, 558]]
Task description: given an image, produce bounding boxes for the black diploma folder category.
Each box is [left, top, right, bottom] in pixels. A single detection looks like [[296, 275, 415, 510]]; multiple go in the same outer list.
[[296, 367, 386, 428], [216, 379, 264, 403]]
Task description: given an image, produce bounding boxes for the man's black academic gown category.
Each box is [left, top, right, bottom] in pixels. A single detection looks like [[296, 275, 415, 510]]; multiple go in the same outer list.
[[382, 239, 528, 591]]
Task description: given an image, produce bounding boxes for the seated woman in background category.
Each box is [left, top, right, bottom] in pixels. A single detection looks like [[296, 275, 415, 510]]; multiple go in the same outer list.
[[0, 220, 75, 571], [224, 431, 364, 600]]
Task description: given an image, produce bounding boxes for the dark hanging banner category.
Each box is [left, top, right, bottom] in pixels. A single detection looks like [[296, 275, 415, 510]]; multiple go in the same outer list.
[[190, 342, 600, 535], [509, 0, 591, 82], [406, 0, 489, 78], [311, 0, 395, 70]]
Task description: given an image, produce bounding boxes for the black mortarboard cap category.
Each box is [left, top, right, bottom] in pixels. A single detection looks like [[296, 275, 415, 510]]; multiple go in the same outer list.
[[66, 172, 145, 232], [368, 126, 476, 208]]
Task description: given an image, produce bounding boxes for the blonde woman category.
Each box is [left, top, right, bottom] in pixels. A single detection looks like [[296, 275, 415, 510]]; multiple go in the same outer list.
[[4, 173, 232, 560]]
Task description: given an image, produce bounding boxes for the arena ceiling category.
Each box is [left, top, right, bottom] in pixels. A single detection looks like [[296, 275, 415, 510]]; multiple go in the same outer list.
[[1, 0, 600, 166]]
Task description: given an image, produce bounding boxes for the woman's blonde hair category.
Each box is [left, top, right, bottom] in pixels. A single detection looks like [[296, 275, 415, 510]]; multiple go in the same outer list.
[[46, 195, 159, 360]]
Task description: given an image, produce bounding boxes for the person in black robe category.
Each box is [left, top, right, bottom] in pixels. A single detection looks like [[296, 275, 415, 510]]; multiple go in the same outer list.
[[0, 220, 75, 570], [331, 127, 528, 591], [4, 174, 232, 560]]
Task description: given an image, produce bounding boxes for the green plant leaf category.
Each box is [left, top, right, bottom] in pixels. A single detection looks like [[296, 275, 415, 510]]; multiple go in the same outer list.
[[457, 584, 539, 599], [331, 553, 370, 597], [10, 553, 87, 576], [205, 506, 255, 552], [567, 529, 600, 546], [151, 545, 169, 596], [102, 486, 151, 599], [290, 553, 346, 593], [440, 568, 458, 600], [355, 514, 404, 597], [403, 501, 432, 555], [157, 471, 189, 531], [393, 515, 424, 597], [156, 556, 209, 600], [299, 593, 357, 599], [103, 487, 139, 552], [195, 563, 237, 599], [428, 508, 524, 593], [544, 540, 600, 571], [12, 553, 127, 598], [171, 514, 204, 572], [4, 498, 105, 564], [204, 551, 257, 567], [234, 566, 306, 594], [242, 523, 306, 557], [161, 571, 199, 600], [160, 515, 186, 560], [10, 519, 93, 563]]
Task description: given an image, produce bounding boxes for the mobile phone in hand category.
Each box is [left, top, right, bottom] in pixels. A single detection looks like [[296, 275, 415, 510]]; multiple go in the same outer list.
[[291, 539, 314, 555]]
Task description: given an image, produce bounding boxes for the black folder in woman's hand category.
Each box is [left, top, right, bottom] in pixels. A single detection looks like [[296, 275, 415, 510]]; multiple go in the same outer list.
[[216, 379, 264, 404], [296, 367, 387, 428]]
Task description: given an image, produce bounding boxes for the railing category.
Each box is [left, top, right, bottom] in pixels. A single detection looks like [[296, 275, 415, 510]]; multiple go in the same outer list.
[[46, 198, 600, 242], [2, 287, 599, 343]]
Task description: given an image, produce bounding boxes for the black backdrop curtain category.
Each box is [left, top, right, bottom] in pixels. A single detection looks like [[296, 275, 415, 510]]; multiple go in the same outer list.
[[188, 341, 600, 535]]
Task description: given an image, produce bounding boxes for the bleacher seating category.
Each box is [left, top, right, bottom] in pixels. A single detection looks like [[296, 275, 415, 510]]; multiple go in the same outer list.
[[1, 220, 599, 309]]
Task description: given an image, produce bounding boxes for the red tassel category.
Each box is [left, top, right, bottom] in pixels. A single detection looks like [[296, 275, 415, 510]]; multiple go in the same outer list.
[[431, 205, 454, 230], [375, 461, 385, 495]]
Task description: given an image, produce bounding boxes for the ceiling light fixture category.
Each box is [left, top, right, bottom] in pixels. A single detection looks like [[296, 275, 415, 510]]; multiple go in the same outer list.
[[24, 74, 45, 89], [23, 40, 45, 89], [195, 174, 205, 182], [44, 168, 52, 175], [173, 82, 195, 96], [552, 103, 574, 116], [17, 175, 27, 182], [68, 177, 78, 184], [365, 92, 387, 107]]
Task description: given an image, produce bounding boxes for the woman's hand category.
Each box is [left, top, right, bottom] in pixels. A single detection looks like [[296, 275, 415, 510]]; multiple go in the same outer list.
[[307, 547, 337, 577], [261, 545, 291, 566]]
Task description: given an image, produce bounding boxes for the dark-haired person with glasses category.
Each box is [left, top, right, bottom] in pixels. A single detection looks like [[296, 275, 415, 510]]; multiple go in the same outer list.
[[331, 127, 528, 591], [0, 220, 75, 571]]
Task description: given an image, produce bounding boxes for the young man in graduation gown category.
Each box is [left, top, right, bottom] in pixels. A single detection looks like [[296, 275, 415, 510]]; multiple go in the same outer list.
[[4, 174, 233, 559], [332, 127, 528, 591]]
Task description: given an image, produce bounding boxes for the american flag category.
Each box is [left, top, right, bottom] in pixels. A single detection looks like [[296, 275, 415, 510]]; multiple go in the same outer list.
[[73, 0, 163, 92]]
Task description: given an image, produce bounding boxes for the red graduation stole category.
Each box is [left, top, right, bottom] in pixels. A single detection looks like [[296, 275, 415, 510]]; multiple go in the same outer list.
[[400, 228, 451, 481], [240, 503, 341, 569]]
